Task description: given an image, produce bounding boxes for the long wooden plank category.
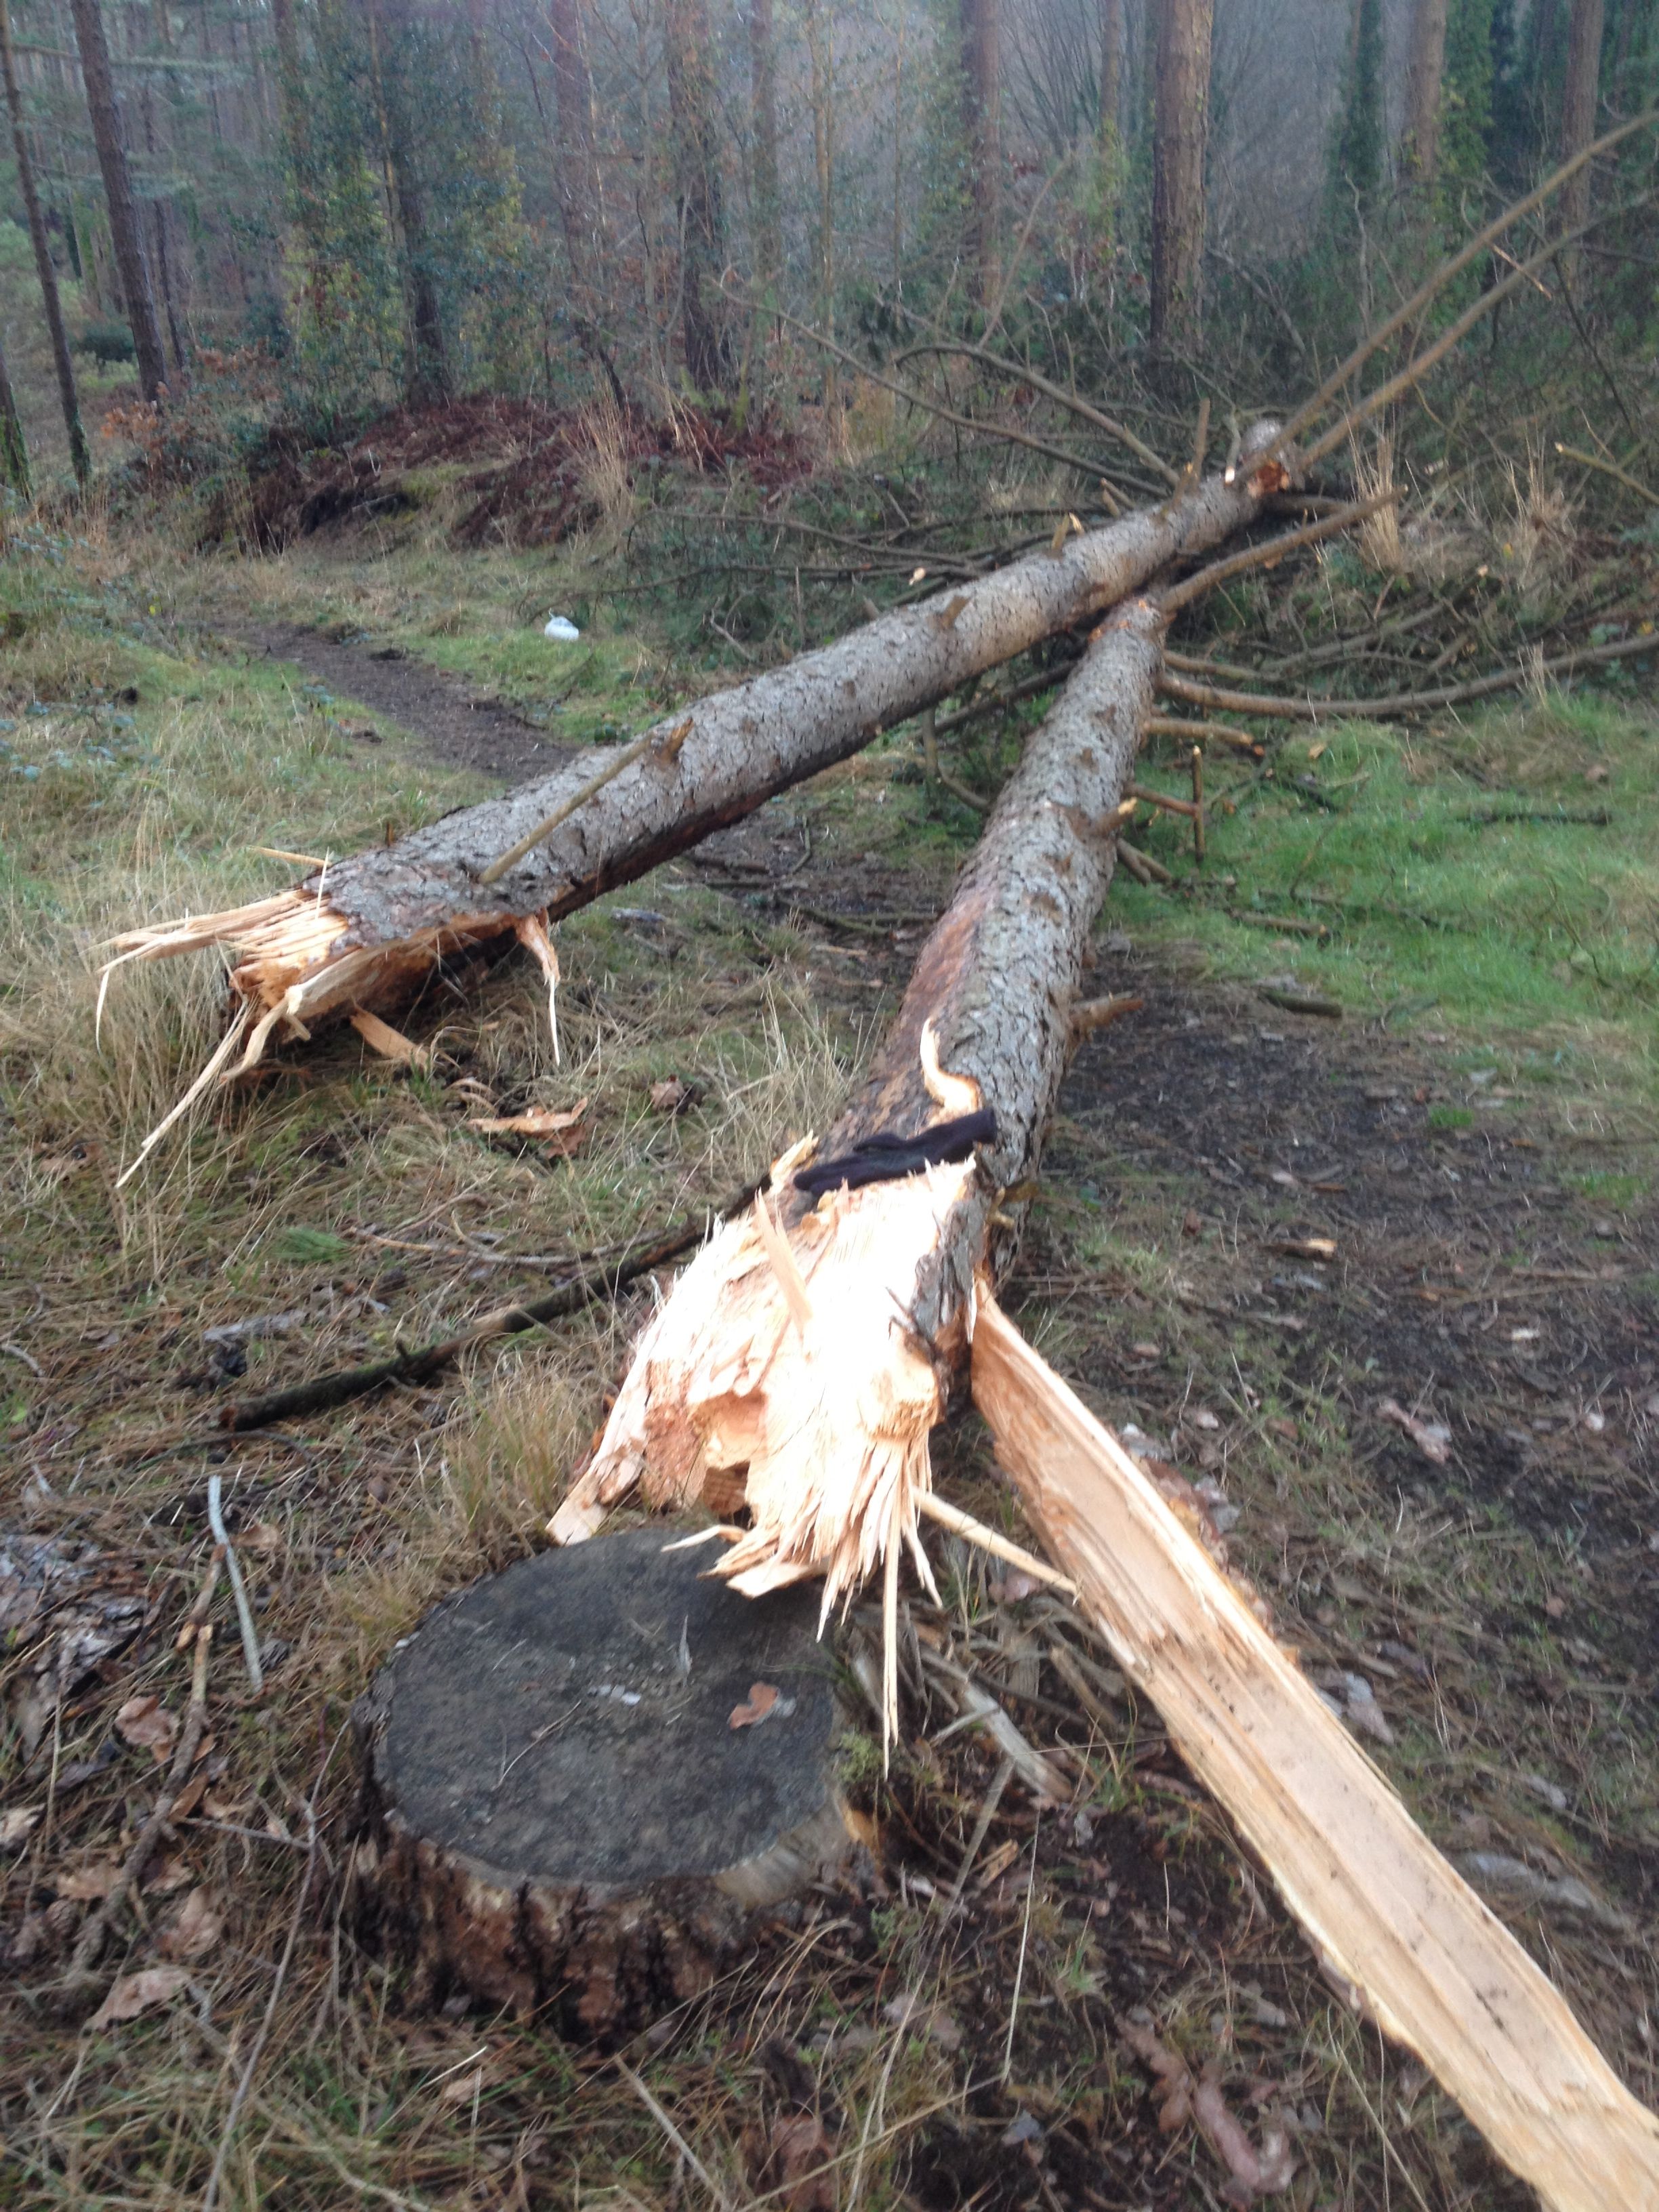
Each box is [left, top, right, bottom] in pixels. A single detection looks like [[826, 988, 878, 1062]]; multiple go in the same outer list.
[[969, 1286, 1659, 2212]]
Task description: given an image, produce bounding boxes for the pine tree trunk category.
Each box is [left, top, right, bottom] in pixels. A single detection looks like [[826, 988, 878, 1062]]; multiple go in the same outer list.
[[960, 0, 1000, 306], [747, 0, 783, 300], [1098, 0, 1122, 142], [663, 0, 730, 395], [1149, 0, 1212, 352], [548, 0, 602, 301], [0, 321, 30, 501], [0, 0, 89, 483], [108, 432, 1294, 1103], [1559, 0, 1605, 236], [1403, 0, 1450, 180], [67, 0, 167, 401]]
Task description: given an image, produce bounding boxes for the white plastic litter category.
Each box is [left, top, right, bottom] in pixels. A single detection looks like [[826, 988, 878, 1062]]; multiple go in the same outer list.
[[543, 614, 581, 642]]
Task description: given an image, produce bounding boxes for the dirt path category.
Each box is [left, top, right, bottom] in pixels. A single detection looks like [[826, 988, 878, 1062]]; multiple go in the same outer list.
[[222, 621, 571, 783]]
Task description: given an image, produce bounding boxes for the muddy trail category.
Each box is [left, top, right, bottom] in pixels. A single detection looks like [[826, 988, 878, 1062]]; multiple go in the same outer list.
[[220, 621, 571, 783]]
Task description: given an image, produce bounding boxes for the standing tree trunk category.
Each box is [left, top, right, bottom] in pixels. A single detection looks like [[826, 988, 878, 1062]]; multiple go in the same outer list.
[[803, 0, 834, 403], [548, 0, 602, 302], [959, 0, 1000, 306], [0, 0, 90, 483], [67, 0, 167, 401], [0, 321, 30, 501], [1149, 0, 1213, 352], [1403, 0, 1450, 181], [1558, 0, 1605, 237], [747, 0, 783, 300], [663, 0, 730, 396], [368, 0, 451, 406], [1098, 0, 1122, 143]]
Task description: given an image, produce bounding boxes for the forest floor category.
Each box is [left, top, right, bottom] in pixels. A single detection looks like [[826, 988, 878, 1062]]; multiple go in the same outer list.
[[2, 473, 1657, 2211]]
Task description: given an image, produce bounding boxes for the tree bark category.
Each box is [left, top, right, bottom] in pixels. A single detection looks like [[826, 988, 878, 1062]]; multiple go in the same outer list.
[[960, 0, 1000, 304], [663, 0, 730, 395], [0, 321, 29, 501], [1149, 0, 1213, 352], [369, 0, 451, 406], [1098, 0, 1122, 144], [108, 430, 1292, 1090], [748, 0, 783, 300], [67, 0, 167, 401], [0, 0, 89, 483], [548, 0, 602, 297], [548, 594, 1175, 1666], [1403, 0, 1450, 182], [971, 1291, 1659, 2212], [1559, 0, 1605, 237]]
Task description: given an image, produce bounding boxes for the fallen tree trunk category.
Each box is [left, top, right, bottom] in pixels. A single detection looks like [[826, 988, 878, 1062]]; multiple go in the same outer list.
[[104, 431, 1290, 1103], [970, 1289, 1659, 2212], [550, 594, 1170, 1723]]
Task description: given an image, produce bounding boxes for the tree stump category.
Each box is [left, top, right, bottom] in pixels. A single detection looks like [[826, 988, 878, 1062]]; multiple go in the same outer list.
[[350, 1528, 851, 2041]]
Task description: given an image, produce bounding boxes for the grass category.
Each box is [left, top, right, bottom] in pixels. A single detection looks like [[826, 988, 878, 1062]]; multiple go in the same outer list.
[[3, 491, 1658, 2212]]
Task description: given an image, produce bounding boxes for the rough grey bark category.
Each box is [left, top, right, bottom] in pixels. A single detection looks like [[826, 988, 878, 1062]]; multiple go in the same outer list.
[[748, 0, 783, 298], [68, 0, 167, 403], [785, 594, 1166, 1343], [0, 0, 89, 483], [304, 434, 1288, 958], [960, 0, 1001, 303], [663, 0, 731, 394]]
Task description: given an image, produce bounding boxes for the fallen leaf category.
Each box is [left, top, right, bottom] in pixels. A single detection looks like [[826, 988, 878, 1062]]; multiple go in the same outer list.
[[169, 1774, 209, 1822], [467, 1097, 588, 1151], [88, 1965, 190, 2029], [439, 2066, 487, 2108], [766, 2111, 836, 2211], [56, 1859, 123, 1900], [1376, 1398, 1452, 1465], [649, 1076, 696, 1114], [115, 1693, 178, 1760], [158, 1887, 224, 1961], [0, 1805, 41, 1849], [1265, 1236, 1336, 1261], [730, 1680, 781, 1729], [143, 1853, 194, 1896]]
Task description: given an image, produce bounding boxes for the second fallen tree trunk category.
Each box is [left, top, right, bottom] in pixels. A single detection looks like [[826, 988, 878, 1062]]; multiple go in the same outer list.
[[550, 594, 1170, 1722], [104, 432, 1290, 1100]]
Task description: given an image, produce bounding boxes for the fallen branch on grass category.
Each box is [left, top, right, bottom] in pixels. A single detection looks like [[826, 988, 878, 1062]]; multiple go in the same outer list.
[[217, 1177, 764, 1431], [1158, 628, 1657, 721], [970, 1288, 1659, 2212]]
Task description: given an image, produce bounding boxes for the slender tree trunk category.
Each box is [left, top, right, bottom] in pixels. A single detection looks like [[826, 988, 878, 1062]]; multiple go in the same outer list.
[[1403, 0, 1450, 180], [68, 0, 167, 400], [804, 0, 834, 391], [142, 0, 188, 375], [0, 321, 30, 501], [959, 0, 1000, 305], [0, 0, 90, 482], [368, 0, 451, 405], [1559, 0, 1605, 235], [663, 0, 730, 395], [548, 0, 602, 291], [890, 4, 905, 289], [1099, 0, 1122, 141], [1149, 0, 1212, 352], [747, 0, 783, 298]]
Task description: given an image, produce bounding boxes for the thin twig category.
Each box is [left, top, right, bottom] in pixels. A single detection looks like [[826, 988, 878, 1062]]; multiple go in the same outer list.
[[616, 2062, 734, 2212], [206, 1472, 264, 1696], [1271, 108, 1659, 455], [1157, 627, 1658, 721], [1002, 1815, 1040, 2081], [1156, 490, 1401, 614], [893, 338, 1180, 485], [916, 1490, 1077, 1595]]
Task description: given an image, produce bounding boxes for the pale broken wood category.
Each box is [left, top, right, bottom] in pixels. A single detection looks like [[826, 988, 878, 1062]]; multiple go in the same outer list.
[[969, 1286, 1659, 2212], [549, 598, 1173, 1738]]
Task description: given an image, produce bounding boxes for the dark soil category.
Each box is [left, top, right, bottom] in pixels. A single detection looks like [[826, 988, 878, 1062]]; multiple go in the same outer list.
[[223, 620, 571, 783]]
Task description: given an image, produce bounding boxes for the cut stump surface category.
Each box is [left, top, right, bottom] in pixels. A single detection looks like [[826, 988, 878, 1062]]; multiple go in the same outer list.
[[350, 1528, 850, 2039]]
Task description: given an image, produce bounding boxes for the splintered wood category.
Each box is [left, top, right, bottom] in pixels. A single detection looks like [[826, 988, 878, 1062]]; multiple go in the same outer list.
[[970, 1288, 1659, 2212]]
